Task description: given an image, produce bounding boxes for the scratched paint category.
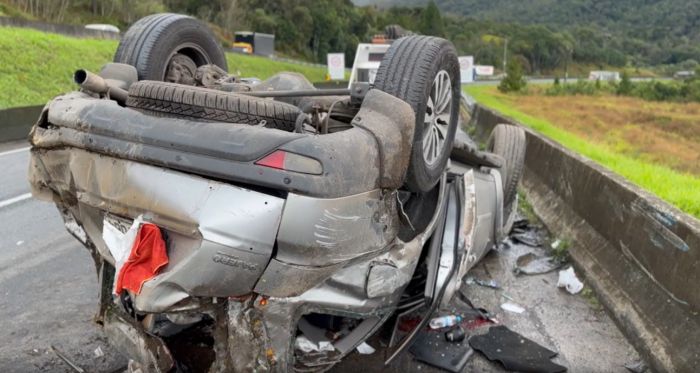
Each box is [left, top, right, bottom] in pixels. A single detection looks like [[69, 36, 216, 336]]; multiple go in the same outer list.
[[630, 198, 689, 252]]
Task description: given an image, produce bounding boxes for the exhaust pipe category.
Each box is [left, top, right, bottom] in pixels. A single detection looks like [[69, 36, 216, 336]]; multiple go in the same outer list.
[[74, 69, 128, 105]]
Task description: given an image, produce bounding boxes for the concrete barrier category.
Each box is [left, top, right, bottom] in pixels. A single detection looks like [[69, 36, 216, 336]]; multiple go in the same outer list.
[[0, 17, 120, 39], [0, 105, 43, 143], [470, 104, 700, 373]]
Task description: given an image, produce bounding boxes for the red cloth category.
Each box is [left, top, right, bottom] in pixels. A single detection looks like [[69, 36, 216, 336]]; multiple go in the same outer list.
[[115, 223, 169, 295]]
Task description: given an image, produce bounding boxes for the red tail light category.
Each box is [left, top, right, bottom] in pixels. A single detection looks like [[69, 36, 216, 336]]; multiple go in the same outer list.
[[255, 151, 323, 175], [256, 150, 287, 170]]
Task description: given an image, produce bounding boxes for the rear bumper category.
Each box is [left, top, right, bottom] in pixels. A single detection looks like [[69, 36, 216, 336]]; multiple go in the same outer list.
[[30, 89, 414, 198], [29, 147, 400, 309]]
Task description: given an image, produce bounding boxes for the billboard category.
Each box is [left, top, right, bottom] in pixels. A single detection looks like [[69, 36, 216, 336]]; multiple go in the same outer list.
[[458, 56, 474, 83], [475, 65, 494, 76], [327, 53, 345, 80]]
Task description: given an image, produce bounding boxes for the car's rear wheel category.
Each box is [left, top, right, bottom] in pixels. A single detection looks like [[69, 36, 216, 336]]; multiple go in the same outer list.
[[114, 13, 227, 83], [487, 124, 526, 221], [374, 36, 460, 193]]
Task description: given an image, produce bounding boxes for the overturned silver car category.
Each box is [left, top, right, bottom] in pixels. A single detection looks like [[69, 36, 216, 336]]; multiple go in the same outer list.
[[28, 13, 526, 372]]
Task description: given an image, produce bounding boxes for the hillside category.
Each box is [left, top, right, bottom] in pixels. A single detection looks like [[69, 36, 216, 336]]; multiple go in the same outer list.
[[0, 27, 326, 109], [3, 0, 696, 75], [465, 85, 700, 218], [356, 0, 700, 67]]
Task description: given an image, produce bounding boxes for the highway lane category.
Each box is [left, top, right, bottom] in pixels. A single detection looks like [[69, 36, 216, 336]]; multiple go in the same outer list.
[[0, 141, 126, 372], [0, 144, 31, 203]]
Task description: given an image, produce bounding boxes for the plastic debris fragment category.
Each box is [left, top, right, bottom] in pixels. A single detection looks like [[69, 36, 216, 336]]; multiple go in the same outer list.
[[557, 267, 584, 294], [429, 315, 463, 329], [465, 277, 500, 289], [356, 342, 376, 355], [514, 253, 561, 275], [500, 302, 525, 314], [295, 335, 335, 353]]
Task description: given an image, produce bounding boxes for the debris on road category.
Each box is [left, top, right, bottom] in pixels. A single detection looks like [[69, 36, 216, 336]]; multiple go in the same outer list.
[[355, 342, 375, 355], [454, 299, 499, 328], [429, 315, 463, 329], [557, 267, 584, 294], [510, 218, 530, 233], [410, 326, 474, 372], [94, 346, 104, 358], [624, 359, 648, 373], [500, 302, 525, 314], [445, 326, 466, 342], [469, 325, 567, 373], [510, 231, 542, 247], [514, 252, 561, 275], [50, 345, 86, 373], [295, 335, 335, 353], [465, 276, 501, 289]]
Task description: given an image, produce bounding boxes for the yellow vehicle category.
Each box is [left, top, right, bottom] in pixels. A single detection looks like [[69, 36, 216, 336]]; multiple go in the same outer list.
[[232, 41, 253, 54], [233, 31, 275, 56]]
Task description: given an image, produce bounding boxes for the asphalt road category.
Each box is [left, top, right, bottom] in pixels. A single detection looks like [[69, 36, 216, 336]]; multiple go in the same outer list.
[[0, 140, 642, 372], [0, 141, 127, 372]]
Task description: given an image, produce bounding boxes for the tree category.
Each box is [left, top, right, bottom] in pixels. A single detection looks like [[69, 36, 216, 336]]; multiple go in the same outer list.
[[420, 0, 444, 37], [498, 59, 527, 93], [617, 71, 633, 95]]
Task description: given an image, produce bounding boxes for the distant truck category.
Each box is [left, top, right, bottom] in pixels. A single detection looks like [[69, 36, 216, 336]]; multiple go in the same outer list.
[[673, 70, 695, 80], [348, 43, 390, 87], [348, 25, 410, 87], [589, 70, 620, 82], [233, 31, 275, 57]]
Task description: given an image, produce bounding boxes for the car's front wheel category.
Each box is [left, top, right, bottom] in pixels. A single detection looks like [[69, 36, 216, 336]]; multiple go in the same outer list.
[[374, 36, 461, 193]]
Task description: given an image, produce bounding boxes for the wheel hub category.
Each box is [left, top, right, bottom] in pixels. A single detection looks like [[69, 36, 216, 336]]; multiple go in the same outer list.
[[165, 53, 197, 85], [422, 70, 453, 167]]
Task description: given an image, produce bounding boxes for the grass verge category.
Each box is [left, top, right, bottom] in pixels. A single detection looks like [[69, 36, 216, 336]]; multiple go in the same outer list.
[[0, 26, 326, 109], [465, 85, 700, 218]]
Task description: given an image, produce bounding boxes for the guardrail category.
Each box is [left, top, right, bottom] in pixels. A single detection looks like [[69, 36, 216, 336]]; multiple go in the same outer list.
[[0, 16, 120, 39], [0, 105, 43, 143], [469, 103, 700, 373]]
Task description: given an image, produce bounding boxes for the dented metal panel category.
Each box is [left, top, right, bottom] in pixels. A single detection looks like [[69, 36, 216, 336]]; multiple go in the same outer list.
[[30, 148, 285, 307], [275, 189, 399, 266]]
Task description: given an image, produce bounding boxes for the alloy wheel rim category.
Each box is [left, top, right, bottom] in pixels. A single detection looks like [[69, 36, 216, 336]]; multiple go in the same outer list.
[[422, 70, 452, 166]]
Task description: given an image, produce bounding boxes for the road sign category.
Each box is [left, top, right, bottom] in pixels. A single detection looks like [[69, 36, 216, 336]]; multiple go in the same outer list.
[[475, 65, 494, 76], [458, 56, 474, 83], [327, 53, 345, 80]]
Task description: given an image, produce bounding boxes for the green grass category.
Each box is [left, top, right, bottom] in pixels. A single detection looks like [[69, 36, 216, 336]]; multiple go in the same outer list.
[[0, 26, 326, 109], [465, 85, 700, 218], [225, 54, 326, 83], [0, 27, 118, 109]]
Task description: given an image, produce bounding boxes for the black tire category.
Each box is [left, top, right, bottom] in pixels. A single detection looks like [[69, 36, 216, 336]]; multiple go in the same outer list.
[[374, 36, 461, 193], [126, 81, 301, 131], [114, 13, 227, 82], [487, 124, 526, 218]]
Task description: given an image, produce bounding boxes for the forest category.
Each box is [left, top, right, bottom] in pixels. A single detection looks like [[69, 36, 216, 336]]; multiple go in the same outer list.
[[2, 0, 694, 74]]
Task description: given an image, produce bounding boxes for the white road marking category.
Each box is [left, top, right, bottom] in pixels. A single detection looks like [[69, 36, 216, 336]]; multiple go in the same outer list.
[[0, 237, 75, 284], [0, 146, 30, 157], [0, 193, 32, 209]]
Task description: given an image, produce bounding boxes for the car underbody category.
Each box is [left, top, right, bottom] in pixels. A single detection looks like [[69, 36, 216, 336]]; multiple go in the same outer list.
[[27, 15, 525, 372]]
